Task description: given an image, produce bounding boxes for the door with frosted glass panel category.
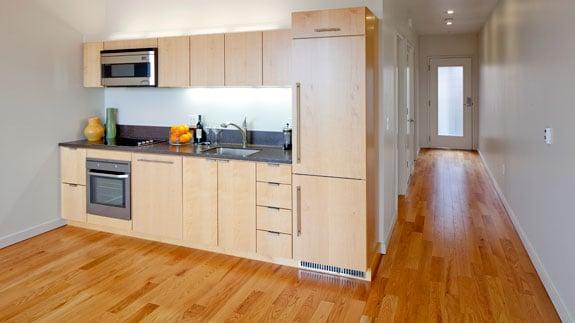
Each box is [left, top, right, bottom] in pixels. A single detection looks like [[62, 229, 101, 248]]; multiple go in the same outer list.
[[429, 58, 472, 149]]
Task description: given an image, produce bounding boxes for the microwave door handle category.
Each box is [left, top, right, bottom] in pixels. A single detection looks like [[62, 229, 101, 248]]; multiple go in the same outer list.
[[88, 172, 129, 179]]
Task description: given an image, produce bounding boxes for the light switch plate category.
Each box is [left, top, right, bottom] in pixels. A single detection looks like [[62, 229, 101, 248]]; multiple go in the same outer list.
[[544, 127, 553, 145]]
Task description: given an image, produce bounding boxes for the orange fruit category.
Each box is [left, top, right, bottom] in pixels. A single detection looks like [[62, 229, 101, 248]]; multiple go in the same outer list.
[[179, 133, 191, 143], [170, 134, 179, 143]]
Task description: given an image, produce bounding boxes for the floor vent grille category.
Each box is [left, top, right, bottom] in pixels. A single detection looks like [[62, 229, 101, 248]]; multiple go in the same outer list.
[[299, 261, 366, 279]]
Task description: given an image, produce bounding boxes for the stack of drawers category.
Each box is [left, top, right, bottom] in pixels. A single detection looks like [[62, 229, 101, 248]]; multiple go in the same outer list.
[[255, 162, 293, 259]]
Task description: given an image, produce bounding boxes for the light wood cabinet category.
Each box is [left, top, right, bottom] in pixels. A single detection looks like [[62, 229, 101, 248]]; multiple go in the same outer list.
[[292, 7, 366, 39], [256, 206, 292, 234], [190, 34, 225, 86], [292, 175, 366, 270], [225, 32, 262, 86], [183, 157, 218, 247], [60, 147, 86, 185], [256, 163, 292, 184], [292, 35, 366, 180], [61, 183, 86, 222], [132, 154, 183, 240], [257, 230, 292, 259], [263, 29, 292, 86], [103, 38, 158, 50], [256, 182, 291, 209], [158, 36, 190, 87], [218, 160, 256, 253], [83, 42, 103, 87]]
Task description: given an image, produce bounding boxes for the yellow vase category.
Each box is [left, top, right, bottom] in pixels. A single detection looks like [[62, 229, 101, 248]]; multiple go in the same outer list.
[[83, 117, 105, 142]]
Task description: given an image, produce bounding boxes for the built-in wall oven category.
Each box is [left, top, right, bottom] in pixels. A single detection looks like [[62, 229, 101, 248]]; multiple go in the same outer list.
[[87, 159, 131, 220], [101, 48, 157, 87]]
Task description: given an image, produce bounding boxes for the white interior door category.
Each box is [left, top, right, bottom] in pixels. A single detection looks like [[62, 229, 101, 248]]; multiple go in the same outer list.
[[406, 45, 415, 175], [396, 36, 408, 195], [429, 57, 473, 149]]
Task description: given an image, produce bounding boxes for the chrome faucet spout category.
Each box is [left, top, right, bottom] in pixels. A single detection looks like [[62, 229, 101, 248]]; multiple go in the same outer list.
[[221, 120, 248, 148]]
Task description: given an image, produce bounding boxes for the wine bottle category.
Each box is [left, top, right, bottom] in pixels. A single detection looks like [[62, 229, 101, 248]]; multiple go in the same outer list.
[[195, 115, 205, 144]]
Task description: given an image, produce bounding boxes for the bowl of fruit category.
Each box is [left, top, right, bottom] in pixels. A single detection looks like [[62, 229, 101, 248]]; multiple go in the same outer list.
[[169, 124, 193, 146]]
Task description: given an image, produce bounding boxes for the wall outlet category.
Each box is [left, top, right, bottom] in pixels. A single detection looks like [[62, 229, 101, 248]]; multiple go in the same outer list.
[[544, 127, 553, 145]]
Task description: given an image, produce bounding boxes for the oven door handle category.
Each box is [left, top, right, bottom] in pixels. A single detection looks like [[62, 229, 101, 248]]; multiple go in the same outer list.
[[88, 172, 129, 179]]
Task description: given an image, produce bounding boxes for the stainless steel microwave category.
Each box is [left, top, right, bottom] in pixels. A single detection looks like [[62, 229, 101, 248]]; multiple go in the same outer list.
[[101, 48, 157, 87]]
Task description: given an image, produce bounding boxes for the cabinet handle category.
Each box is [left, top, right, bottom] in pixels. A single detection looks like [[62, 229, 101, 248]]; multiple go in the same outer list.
[[137, 159, 174, 164], [266, 206, 281, 211], [314, 27, 341, 32], [268, 182, 281, 186], [88, 172, 129, 179], [296, 186, 302, 236], [295, 82, 301, 164], [219, 159, 230, 163], [267, 230, 281, 236], [267, 163, 280, 167]]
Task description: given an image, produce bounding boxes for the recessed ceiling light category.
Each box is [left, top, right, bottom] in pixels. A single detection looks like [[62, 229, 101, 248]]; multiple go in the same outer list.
[[446, 10, 454, 14], [445, 18, 454, 25]]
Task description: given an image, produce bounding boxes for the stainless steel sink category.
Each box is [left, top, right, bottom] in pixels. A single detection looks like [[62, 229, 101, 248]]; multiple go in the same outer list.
[[202, 147, 260, 157]]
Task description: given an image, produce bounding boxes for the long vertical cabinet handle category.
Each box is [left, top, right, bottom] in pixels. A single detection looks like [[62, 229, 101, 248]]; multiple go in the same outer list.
[[296, 82, 302, 164], [296, 186, 302, 236]]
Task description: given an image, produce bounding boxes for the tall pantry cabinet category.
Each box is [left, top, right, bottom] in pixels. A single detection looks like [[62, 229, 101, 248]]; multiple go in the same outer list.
[[291, 7, 379, 279]]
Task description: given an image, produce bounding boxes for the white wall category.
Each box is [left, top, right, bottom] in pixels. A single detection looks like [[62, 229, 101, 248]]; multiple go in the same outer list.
[[106, 88, 292, 131], [418, 33, 479, 149], [479, 0, 575, 320], [0, 1, 103, 246]]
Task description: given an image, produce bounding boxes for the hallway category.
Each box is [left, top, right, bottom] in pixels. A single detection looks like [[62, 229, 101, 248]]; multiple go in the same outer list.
[[364, 149, 560, 321], [0, 150, 561, 321]]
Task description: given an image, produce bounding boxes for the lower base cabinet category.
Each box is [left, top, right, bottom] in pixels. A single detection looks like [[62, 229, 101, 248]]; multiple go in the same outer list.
[[257, 230, 292, 259], [292, 174, 367, 271], [132, 154, 183, 240], [61, 183, 86, 222], [218, 160, 256, 253]]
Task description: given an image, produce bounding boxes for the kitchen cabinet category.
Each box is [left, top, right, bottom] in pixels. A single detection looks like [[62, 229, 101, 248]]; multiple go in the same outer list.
[[158, 36, 190, 87], [224, 32, 262, 86], [189, 34, 225, 86], [256, 230, 292, 259], [263, 29, 292, 86], [292, 35, 366, 180], [183, 157, 218, 247], [132, 154, 183, 240], [292, 174, 366, 271], [83, 42, 103, 88], [103, 38, 158, 50], [256, 163, 292, 185], [292, 7, 366, 39], [218, 160, 256, 253], [61, 183, 86, 222], [256, 206, 292, 234], [256, 182, 291, 210], [60, 147, 86, 185]]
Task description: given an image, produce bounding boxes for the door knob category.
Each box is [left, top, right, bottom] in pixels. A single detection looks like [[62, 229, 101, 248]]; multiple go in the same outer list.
[[408, 119, 415, 123]]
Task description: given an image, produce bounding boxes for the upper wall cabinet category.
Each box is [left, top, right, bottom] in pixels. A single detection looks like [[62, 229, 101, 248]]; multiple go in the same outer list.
[[158, 36, 190, 88], [103, 38, 158, 50], [83, 42, 103, 88], [190, 34, 225, 86], [263, 29, 292, 87], [292, 7, 366, 39], [225, 32, 263, 86]]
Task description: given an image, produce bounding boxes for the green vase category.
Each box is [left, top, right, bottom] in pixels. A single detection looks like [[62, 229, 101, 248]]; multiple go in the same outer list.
[[105, 108, 118, 139]]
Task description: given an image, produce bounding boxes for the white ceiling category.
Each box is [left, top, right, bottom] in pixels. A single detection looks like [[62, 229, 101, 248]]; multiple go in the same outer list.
[[401, 0, 500, 35]]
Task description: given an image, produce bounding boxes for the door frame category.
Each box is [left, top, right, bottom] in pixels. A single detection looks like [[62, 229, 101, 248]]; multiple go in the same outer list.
[[426, 55, 474, 150]]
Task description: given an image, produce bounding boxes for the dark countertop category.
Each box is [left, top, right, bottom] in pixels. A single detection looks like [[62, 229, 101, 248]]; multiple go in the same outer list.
[[59, 140, 292, 164]]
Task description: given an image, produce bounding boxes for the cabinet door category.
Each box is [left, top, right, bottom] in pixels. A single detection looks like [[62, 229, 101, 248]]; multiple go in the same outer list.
[[190, 34, 225, 86], [103, 38, 158, 50], [83, 42, 103, 87], [225, 32, 262, 86], [60, 147, 86, 185], [218, 160, 256, 253], [263, 29, 291, 86], [183, 157, 218, 247], [158, 36, 190, 87], [292, 36, 366, 179], [293, 174, 366, 270], [132, 154, 183, 240], [61, 183, 86, 222], [292, 7, 366, 39]]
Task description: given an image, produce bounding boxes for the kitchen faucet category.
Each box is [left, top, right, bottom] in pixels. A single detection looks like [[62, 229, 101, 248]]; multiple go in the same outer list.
[[221, 117, 248, 148]]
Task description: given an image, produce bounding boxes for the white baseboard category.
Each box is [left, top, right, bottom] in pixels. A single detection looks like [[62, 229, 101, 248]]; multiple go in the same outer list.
[[478, 151, 572, 322], [0, 218, 65, 249], [379, 209, 398, 254]]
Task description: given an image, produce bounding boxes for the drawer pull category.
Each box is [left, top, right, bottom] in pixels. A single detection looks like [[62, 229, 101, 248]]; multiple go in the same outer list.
[[268, 182, 281, 186], [266, 230, 281, 235], [137, 159, 174, 164], [266, 206, 281, 211], [314, 27, 341, 32], [267, 163, 280, 167]]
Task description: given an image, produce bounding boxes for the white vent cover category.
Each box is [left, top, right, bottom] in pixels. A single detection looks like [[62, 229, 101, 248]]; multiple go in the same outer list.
[[299, 261, 366, 279]]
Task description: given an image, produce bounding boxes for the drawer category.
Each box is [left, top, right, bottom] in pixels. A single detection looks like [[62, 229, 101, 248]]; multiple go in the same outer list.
[[61, 183, 86, 222], [257, 182, 291, 209], [257, 163, 291, 184], [60, 147, 86, 185], [292, 7, 367, 39], [257, 206, 292, 234], [87, 149, 132, 161], [257, 230, 292, 259]]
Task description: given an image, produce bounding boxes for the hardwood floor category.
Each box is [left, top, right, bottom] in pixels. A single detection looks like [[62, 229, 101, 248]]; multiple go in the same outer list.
[[0, 149, 559, 322]]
